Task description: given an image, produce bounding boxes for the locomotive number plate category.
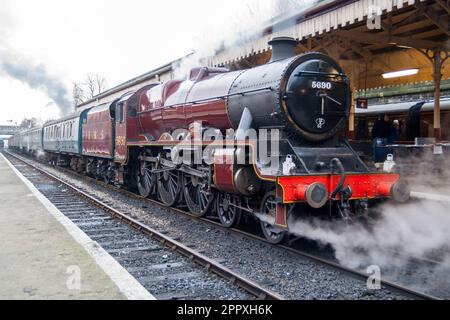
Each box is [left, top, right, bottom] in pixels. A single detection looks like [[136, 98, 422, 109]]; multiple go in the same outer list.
[[309, 81, 333, 90]]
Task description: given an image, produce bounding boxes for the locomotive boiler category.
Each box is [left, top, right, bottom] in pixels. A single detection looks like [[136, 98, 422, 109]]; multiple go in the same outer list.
[[136, 37, 350, 142]]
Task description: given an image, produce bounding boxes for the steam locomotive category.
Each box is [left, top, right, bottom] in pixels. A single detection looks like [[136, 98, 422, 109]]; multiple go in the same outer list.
[[9, 37, 410, 243]]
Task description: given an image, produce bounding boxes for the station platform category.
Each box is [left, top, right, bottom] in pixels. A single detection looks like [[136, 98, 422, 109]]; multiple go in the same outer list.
[[0, 154, 154, 300]]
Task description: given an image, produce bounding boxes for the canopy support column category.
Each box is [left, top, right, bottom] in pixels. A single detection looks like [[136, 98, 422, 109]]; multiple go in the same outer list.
[[348, 87, 356, 140], [433, 54, 443, 141], [418, 49, 449, 142]]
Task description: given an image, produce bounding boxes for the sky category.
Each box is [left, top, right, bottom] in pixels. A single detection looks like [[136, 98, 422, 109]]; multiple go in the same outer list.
[[0, 0, 316, 125]]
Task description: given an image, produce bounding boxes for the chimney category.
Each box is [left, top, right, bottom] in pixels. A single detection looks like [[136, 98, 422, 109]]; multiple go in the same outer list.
[[268, 37, 298, 63]]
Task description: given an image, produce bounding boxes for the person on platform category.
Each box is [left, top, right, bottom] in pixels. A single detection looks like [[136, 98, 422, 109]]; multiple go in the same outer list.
[[372, 114, 392, 162], [388, 119, 400, 144], [372, 114, 391, 142]]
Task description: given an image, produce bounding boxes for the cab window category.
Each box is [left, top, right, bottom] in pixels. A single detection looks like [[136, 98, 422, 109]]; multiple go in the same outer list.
[[116, 102, 124, 123]]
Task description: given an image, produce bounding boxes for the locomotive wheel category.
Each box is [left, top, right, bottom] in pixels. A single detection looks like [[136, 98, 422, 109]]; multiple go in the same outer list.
[[183, 173, 214, 217], [95, 161, 104, 180], [136, 159, 156, 198], [103, 169, 110, 184], [157, 168, 182, 207], [103, 162, 114, 185], [259, 191, 287, 244], [216, 193, 241, 228]]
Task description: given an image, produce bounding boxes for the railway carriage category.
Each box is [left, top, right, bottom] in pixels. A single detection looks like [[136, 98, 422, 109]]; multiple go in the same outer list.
[[7, 128, 42, 154], [355, 99, 450, 142], [8, 135, 17, 150], [43, 113, 83, 161], [21, 127, 43, 155]]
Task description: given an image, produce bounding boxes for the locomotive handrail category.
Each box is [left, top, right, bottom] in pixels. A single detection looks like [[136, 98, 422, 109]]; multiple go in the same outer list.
[[137, 87, 275, 114], [294, 71, 348, 79], [170, 87, 274, 107]]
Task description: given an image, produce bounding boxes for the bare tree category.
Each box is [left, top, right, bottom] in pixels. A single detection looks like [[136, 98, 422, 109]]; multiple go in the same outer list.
[[19, 117, 38, 129], [94, 74, 107, 96], [73, 82, 86, 106], [72, 73, 108, 107], [85, 73, 107, 98]]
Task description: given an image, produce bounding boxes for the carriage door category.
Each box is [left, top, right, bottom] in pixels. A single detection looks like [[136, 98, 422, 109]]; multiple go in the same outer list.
[[114, 101, 127, 163]]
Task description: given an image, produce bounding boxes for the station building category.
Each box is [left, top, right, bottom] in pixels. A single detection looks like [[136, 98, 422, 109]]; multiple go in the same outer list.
[[75, 60, 177, 113]]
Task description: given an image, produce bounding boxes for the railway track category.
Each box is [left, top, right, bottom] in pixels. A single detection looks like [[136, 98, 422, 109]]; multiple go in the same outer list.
[[2, 151, 280, 300], [3, 150, 441, 300]]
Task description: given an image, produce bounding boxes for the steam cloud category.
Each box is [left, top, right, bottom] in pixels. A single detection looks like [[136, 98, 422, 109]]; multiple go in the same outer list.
[[288, 200, 450, 270], [0, 47, 72, 116], [0, 1, 72, 117], [287, 151, 450, 271], [173, 0, 320, 78]]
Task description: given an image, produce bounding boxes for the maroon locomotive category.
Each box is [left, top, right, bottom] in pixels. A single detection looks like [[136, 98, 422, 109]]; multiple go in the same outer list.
[[12, 37, 410, 243]]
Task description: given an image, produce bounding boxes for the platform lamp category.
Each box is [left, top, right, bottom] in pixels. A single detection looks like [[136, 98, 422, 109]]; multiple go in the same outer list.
[[382, 69, 419, 79]]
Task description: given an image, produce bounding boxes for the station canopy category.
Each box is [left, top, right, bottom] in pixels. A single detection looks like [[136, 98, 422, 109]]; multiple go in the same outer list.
[[207, 0, 449, 73], [206, 0, 449, 140]]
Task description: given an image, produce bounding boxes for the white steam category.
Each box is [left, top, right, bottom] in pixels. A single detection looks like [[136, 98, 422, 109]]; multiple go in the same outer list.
[[172, 0, 320, 78], [0, 1, 72, 117], [36, 148, 46, 159], [288, 200, 450, 270]]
